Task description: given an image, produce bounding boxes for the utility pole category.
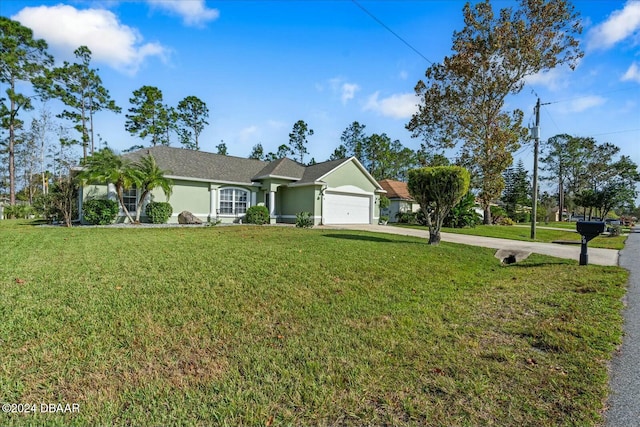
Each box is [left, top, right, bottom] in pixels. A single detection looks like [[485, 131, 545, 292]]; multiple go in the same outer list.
[[530, 98, 540, 240]]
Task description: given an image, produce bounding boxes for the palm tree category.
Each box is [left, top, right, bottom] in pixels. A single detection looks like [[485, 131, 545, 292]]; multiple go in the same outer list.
[[78, 148, 139, 223], [132, 154, 172, 222]]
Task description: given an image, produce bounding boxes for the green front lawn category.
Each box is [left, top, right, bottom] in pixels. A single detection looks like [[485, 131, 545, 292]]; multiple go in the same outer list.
[[0, 221, 627, 426], [395, 223, 626, 250]]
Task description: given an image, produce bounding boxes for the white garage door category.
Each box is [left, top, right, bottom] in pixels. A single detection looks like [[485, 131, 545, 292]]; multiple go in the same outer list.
[[324, 192, 371, 224]]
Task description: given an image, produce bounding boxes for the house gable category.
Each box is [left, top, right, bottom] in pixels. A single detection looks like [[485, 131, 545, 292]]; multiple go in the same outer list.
[[320, 158, 381, 193]]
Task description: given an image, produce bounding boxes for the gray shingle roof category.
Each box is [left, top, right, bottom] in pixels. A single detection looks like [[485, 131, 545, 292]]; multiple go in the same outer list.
[[122, 146, 268, 184], [121, 147, 380, 190], [252, 158, 306, 180], [296, 158, 350, 185]]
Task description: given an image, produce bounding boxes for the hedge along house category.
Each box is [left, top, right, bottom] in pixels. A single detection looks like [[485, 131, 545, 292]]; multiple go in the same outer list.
[[79, 146, 385, 225]]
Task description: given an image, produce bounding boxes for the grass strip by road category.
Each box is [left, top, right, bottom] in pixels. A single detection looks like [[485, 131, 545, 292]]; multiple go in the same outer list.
[[395, 223, 626, 250], [0, 221, 628, 426]]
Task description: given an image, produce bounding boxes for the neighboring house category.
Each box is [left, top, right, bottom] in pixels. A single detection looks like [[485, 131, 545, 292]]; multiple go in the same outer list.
[[80, 146, 385, 225], [377, 179, 420, 222]]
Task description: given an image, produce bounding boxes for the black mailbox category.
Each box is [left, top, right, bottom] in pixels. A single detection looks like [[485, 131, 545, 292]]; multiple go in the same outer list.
[[576, 221, 605, 265]]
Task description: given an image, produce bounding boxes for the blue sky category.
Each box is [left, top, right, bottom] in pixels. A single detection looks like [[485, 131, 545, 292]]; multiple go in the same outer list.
[[2, 0, 639, 177]]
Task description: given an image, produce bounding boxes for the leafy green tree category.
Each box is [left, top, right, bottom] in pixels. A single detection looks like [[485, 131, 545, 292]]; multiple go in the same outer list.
[[131, 154, 172, 223], [48, 175, 77, 227], [0, 17, 54, 205], [407, 0, 582, 224], [362, 133, 418, 181], [340, 121, 367, 161], [176, 95, 209, 150], [444, 191, 481, 228], [593, 156, 640, 218], [36, 46, 121, 160], [125, 86, 168, 146], [78, 148, 138, 223], [574, 189, 597, 219], [288, 120, 313, 163], [542, 135, 639, 218], [541, 134, 572, 217], [249, 143, 264, 160], [502, 159, 530, 220], [416, 147, 450, 167], [216, 142, 228, 155], [163, 105, 178, 146], [408, 166, 470, 244], [265, 144, 293, 161], [329, 144, 347, 161]]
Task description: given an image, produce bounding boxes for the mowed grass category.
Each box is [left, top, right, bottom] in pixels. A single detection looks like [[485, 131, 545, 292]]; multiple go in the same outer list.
[[0, 221, 628, 426], [396, 223, 626, 250]]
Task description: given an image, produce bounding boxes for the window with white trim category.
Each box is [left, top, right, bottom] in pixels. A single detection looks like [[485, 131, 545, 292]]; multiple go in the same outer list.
[[122, 187, 137, 212], [219, 188, 249, 215]]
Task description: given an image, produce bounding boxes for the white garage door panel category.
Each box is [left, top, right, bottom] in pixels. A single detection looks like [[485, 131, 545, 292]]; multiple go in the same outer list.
[[324, 192, 371, 224]]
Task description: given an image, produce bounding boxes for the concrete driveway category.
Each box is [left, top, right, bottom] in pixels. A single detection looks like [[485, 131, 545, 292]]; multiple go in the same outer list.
[[319, 224, 619, 266]]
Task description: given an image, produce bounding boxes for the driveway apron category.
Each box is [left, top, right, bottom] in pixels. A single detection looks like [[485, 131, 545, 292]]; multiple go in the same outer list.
[[606, 229, 640, 426]]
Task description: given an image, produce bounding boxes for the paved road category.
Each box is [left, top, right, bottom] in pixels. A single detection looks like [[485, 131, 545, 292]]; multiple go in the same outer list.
[[320, 224, 619, 266], [606, 229, 640, 426]]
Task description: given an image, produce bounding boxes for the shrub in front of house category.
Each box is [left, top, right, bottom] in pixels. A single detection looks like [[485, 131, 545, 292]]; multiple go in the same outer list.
[[396, 211, 418, 224], [295, 211, 314, 228], [444, 191, 481, 228], [83, 199, 119, 225], [498, 217, 515, 226], [3, 204, 34, 219], [609, 225, 622, 237], [245, 205, 270, 225], [145, 202, 173, 224], [490, 206, 508, 225]]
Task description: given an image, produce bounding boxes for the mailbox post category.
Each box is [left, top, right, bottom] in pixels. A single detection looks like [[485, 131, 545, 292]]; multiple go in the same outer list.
[[576, 221, 605, 265]]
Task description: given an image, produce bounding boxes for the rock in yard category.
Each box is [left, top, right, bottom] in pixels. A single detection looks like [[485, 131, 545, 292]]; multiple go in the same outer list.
[[178, 211, 203, 224], [495, 249, 531, 265]]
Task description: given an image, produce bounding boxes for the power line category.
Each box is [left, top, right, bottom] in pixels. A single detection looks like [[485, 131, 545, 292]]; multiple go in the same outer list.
[[541, 105, 561, 135], [544, 88, 630, 105], [351, 0, 433, 64], [581, 128, 640, 137]]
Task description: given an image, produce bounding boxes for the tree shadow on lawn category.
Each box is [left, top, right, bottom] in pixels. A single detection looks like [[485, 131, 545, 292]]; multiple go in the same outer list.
[[322, 233, 426, 245]]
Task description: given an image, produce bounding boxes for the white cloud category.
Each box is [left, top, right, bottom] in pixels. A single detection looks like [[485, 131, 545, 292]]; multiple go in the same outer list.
[[523, 67, 570, 91], [556, 95, 607, 113], [340, 83, 360, 104], [587, 0, 640, 50], [327, 77, 360, 105], [622, 62, 640, 83], [12, 5, 168, 75], [363, 92, 418, 119], [267, 120, 287, 130], [145, 0, 219, 27], [239, 125, 259, 143]]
